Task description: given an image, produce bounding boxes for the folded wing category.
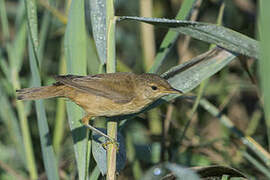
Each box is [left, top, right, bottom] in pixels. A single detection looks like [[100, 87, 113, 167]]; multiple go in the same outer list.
[[54, 73, 135, 104]]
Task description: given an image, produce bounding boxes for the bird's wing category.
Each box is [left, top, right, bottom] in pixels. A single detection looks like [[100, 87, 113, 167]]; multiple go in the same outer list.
[[54, 74, 135, 104]]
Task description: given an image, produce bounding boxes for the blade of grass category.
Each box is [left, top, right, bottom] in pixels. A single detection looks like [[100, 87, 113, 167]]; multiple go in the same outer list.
[[162, 48, 235, 93], [64, 0, 90, 179], [53, 97, 66, 155], [88, 0, 107, 65], [15, 102, 37, 178], [38, 1, 52, 63], [83, 0, 102, 74], [12, 20, 27, 73], [38, 2, 63, 155], [13, 56, 37, 179], [24, 0, 39, 66], [89, 166, 101, 180], [24, 0, 59, 179], [0, 56, 9, 78], [258, 0, 270, 151], [118, 16, 259, 59], [243, 151, 270, 179], [86, 38, 101, 75], [53, 48, 67, 155], [0, 0, 9, 40]]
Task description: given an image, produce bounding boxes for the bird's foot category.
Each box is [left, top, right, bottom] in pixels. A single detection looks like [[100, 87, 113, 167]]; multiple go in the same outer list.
[[102, 138, 119, 152]]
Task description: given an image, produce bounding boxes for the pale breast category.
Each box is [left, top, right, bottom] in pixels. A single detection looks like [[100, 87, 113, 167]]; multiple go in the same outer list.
[[66, 89, 151, 117]]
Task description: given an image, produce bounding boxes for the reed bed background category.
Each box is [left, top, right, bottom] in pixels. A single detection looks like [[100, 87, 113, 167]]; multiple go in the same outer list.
[[0, 0, 269, 179]]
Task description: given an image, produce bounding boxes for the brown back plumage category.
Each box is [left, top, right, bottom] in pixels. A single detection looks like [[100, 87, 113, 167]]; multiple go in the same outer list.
[[54, 73, 136, 103]]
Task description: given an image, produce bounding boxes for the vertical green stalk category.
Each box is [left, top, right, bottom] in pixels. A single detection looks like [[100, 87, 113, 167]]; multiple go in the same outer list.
[[24, 0, 59, 179], [16, 101, 38, 179], [106, 0, 116, 73], [64, 0, 90, 179], [258, 0, 270, 151], [0, 0, 9, 38], [106, 0, 117, 179], [53, 53, 66, 155], [139, 0, 155, 70]]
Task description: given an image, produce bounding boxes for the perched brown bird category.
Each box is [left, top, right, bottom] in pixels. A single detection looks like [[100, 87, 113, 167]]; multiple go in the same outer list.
[[16, 72, 182, 142]]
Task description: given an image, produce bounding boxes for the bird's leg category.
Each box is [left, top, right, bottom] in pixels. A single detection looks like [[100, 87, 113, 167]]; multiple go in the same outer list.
[[81, 114, 119, 149]]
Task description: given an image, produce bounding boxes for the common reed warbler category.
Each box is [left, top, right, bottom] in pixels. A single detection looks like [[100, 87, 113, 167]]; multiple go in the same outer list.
[[16, 72, 182, 144]]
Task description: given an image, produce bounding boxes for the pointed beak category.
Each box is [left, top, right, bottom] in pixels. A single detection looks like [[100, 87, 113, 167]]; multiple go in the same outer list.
[[161, 88, 183, 95]]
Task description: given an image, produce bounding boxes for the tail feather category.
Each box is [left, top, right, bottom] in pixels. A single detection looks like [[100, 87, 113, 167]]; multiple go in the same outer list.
[[16, 85, 64, 100]]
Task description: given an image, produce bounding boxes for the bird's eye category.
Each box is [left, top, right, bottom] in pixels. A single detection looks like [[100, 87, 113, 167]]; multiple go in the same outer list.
[[151, 86, 158, 90]]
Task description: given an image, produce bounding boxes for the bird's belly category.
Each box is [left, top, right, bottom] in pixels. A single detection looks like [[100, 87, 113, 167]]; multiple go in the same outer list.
[[69, 92, 148, 117]]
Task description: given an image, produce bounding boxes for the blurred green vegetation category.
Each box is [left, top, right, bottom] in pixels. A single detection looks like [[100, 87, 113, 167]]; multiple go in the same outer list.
[[1, 0, 270, 179]]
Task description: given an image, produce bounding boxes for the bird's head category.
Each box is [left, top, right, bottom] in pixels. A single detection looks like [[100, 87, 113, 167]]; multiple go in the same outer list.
[[134, 73, 182, 100]]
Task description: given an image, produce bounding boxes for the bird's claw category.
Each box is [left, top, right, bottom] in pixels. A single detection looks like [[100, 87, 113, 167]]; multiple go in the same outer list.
[[102, 139, 119, 152]]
